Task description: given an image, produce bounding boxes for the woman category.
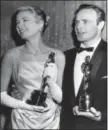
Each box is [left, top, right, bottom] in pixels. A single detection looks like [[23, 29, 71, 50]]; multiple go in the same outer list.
[[1, 6, 65, 129]]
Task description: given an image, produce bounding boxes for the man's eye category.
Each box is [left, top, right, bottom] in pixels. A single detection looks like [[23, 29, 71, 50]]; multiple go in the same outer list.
[[83, 20, 88, 24], [75, 21, 79, 25], [23, 19, 29, 22]]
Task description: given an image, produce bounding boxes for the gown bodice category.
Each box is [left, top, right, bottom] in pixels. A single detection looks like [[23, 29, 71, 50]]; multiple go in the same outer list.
[[10, 46, 60, 129]]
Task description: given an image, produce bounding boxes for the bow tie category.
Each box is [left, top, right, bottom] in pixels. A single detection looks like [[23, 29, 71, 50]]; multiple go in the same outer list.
[[77, 47, 94, 53]]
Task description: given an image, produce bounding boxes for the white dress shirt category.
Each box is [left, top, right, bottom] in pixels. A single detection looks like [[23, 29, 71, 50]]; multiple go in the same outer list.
[[74, 38, 101, 97]]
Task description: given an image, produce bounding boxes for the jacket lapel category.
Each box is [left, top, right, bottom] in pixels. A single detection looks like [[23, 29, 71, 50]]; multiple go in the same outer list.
[[71, 51, 77, 99], [63, 49, 77, 106], [90, 39, 105, 79], [66, 49, 77, 104]]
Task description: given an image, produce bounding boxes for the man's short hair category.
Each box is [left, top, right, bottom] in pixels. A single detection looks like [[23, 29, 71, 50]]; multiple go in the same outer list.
[[75, 4, 105, 24]]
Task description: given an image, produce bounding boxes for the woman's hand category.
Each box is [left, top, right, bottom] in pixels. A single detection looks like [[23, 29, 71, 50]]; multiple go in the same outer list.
[[20, 101, 50, 113], [1, 91, 50, 113], [32, 103, 50, 113], [73, 106, 101, 121], [43, 63, 57, 82]]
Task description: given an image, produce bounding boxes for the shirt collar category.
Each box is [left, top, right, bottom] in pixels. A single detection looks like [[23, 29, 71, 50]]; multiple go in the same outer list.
[[80, 38, 101, 52]]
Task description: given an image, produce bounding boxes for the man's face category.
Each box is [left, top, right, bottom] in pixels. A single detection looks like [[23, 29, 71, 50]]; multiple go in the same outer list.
[[75, 9, 99, 43]]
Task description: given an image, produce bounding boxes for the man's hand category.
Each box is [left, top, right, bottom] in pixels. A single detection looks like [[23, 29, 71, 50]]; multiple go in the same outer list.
[[73, 106, 101, 121]]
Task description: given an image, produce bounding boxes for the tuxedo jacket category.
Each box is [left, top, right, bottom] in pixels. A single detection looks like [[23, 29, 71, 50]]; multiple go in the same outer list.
[[60, 39, 107, 130]]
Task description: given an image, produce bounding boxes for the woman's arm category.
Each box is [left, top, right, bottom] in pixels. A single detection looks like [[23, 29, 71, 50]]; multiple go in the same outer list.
[[46, 51, 66, 104], [1, 50, 29, 109], [0, 50, 46, 111], [1, 50, 13, 93]]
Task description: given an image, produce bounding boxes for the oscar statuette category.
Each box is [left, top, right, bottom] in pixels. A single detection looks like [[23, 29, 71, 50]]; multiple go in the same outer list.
[[26, 52, 55, 107], [79, 56, 93, 112]]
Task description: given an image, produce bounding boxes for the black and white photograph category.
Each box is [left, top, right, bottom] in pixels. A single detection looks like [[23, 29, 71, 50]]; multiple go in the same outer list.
[[0, 0, 107, 130]]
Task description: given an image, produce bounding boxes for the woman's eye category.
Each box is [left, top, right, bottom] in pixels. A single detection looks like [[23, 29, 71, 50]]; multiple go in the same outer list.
[[16, 21, 20, 25]]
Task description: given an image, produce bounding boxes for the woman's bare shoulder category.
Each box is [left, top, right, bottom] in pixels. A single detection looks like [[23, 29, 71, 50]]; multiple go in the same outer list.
[[2, 46, 24, 61], [5, 46, 23, 54]]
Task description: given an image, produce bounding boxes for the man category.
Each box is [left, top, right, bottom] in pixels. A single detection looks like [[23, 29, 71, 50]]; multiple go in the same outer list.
[[60, 4, 107, 130]]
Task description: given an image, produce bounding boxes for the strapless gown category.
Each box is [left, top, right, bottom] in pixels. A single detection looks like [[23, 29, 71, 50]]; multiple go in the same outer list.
[[10, 47, 60, 129]]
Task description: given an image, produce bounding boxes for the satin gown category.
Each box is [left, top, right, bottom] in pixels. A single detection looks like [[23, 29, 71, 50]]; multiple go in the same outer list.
[[9, 46, 60, 129]]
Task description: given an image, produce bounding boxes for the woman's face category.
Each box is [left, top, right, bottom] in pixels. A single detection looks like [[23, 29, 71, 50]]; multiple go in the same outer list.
[[16, 10, 43, 40]]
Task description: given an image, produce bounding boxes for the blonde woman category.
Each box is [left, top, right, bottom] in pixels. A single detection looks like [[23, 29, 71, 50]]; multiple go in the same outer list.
[[1, 6, 65, 129]]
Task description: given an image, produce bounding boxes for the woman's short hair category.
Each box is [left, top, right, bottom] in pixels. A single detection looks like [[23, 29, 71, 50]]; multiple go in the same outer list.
[[14, 6, 49, 33]]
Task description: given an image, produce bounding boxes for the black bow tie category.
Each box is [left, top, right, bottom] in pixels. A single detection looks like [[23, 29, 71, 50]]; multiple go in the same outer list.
[[77, 47, 94, 53]]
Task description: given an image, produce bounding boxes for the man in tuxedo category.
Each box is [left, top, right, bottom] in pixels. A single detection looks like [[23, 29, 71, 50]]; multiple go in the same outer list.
[[60, 4, 107, 130]]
